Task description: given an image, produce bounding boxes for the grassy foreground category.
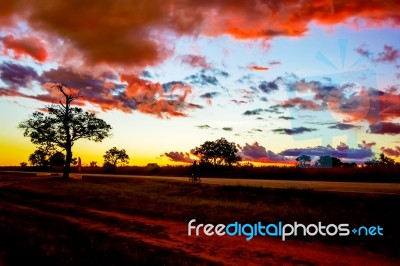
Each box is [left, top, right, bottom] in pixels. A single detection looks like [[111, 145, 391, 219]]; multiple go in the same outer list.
[[0, 174, 399, 265]]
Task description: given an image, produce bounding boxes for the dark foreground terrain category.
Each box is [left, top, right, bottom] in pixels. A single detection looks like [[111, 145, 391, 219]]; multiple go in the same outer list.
[[0, 173, 399, 265]]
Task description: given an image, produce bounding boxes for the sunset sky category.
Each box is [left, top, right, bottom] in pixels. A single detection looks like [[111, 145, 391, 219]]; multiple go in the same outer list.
[[1, 0, 400, 166]]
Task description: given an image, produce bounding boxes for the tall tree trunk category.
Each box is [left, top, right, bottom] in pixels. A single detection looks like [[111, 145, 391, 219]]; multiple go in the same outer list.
[[63, 145, 72, 179], [62, 94, 72, 179]]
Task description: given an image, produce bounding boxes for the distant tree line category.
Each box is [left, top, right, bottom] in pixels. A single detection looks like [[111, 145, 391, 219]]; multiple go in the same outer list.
[[295, 153, 397, 168]]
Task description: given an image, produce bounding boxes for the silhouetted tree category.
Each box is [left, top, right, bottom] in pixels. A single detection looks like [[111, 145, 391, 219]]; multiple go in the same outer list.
[[364, 158, 380, 167], [90, 161, 98, 167], [342, 162, 357, 168], [295, 155, 311, 168], [364, 153, 395, 167], [379, 153, 395, 166], [49, 151, 65, 167], [193, 137, 241, 166], [19, 83, 112, 179], [29, 148, 50, 167], [103, 147, 129, 167], [20, 162, 28, 167], [315, 155, 342, 167]]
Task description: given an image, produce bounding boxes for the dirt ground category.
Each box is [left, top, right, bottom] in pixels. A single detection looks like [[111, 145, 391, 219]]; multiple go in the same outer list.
[[0, 196, 397, 265], [0, 174, 399, 265]]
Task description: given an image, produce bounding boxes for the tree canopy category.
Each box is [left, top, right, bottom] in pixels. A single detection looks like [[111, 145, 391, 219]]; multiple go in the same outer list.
[[365, 153, 395, 167], [28, 148, 65, 167], [193, 137, 241, 166], [103, 147, 130, 167], [315, 155, 342, 168], [19, 83, 112, 178], [295, 155, 311, 168]]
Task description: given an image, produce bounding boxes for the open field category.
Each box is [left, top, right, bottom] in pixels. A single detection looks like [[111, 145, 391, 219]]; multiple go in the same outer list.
[[2, 165, 399, 183], [2, 171, 400, 194], [0, 173, 399, 265]]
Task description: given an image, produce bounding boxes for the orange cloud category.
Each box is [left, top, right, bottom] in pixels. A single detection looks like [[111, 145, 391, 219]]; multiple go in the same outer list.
[[238, 142, 294, 164], [120, 73, 193, 118], [2, 34, 47, 62], [162, 151, 194, 163], [249, 65, 269, 71], [0, 0, 399, 68]]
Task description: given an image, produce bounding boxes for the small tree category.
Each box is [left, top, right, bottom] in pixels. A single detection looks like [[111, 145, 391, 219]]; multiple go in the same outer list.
[[379, 153, 395, 166], [90, 161, 98, 167], [19, 83, 112, 179], [315, 155, 342, 168], [193, 137, 241, 166], [295, 155, 311, 168], [29, 148, 50, 167], [103, 147, 129, 167], [49, 151, 65, 167]]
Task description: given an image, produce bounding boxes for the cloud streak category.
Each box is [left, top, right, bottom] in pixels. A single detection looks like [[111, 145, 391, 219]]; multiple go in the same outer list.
[[162, 151, 193, 163], [238, 142, 292, 164], [272, 127, 317, 135], [280, 143, 374, 161]]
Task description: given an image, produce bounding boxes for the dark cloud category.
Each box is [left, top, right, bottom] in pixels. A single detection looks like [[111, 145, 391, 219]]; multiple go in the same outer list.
[[197, 124, 211, 129], [279, 143, 374, 161], [328, 123, 360, 130], [141, 70, 153, 78], [213, 69, 229, 78], [200, 92, 220, 99], [381, 146, 400, 157], [263, 105, 283, 114], [355, 44, 400, 63], [187, 103, 204, 109], [355, 44, 372, 58], [41, 67, 119, 92], [358, 140, 376, 149], [258, 76, 284, 94], [272, 127, 317, 135], [222, 127, 233, 131], [185, 70, 220, 87], [236, 74, 254, 84], [269, 61, 281, 65], [258, 81, 278, 94], [243, 108, 265, 116], [278, 97, 324, 111], [368, 122, 400, 135], [231, 99, 247, 104], [278, 116, 294, 120], [238, 142, 292, 163], [162, 81, 186, 92], [243, 105, 284, 116], [0, 61, 39, 87], [162, 151, 193, 163], [374, 45, 400, 63]]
